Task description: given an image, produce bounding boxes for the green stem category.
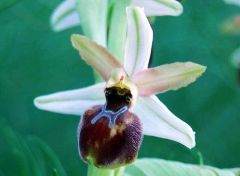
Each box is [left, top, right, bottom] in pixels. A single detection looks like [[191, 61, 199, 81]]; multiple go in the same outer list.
[[87, 165, 114, 176], [114, 167, 125, 176], [87, 165, 125, 176]]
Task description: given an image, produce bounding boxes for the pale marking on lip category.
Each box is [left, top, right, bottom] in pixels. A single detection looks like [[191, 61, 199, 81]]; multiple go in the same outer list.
[[91, 104, 128, 128]]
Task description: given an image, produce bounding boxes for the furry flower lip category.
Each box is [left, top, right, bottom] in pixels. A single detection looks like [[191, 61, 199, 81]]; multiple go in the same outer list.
[[78, 74, 143, 168], [78, 69, 143, 168], [34, 6, 206, 168]]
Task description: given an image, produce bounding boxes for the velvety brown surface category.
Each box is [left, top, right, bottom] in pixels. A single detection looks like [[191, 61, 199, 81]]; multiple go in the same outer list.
[[105, 86, 132, 112], [78, 105, 142, 168]]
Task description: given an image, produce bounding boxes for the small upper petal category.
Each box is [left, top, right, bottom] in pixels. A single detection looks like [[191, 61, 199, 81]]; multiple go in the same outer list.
[[71, 34, 123, 81], [124, 7, 153, 76], [34, 83, 105, 116], [131, 0, 183, 16], [132, 95, 195, 149], [51, 0, 80, 32], [133, 62, 206, 96]]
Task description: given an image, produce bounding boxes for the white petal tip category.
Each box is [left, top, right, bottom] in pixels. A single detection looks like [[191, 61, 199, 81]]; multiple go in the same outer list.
[[193, 64, 207, 78], [190, 64, 207, 85], [71, 34, 86, 50], [174, 3, 183, 16], [186, 131, 196, 149], [164, 1, 183, 17], [135, 62, 207, 96], [131, 0, 183, 17], [196, 64, 207, 73], [176, 62, 207, 87], [135, 96, 196, 149], [34, 97, 41, 108], [50, 0, 80, 32], [71, 34, 79, 43], [34, 84, 106, 116], [33, 96, 49, 110]]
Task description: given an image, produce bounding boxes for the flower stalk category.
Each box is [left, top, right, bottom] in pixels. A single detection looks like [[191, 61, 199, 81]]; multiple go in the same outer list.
[[87, 165, 125, 176]]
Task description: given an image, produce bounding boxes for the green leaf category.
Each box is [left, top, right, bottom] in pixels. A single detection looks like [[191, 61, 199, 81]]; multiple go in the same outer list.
[[107, 0, 131, 61], [0, 0, 18, 12], [0, 120, 66, 176], [75, 0, 108, 46], [27, 137, 67, 176], [0, 120, 39, 176], [126, 159, 240, 176]]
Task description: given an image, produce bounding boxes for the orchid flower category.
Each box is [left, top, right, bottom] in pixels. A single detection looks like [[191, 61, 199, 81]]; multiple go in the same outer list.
[[51, 0, 183, 32], [35, 7, 206, 151]]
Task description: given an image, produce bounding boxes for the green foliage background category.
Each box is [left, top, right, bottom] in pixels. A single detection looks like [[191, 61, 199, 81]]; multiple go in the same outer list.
[[0, 0, 240, 175]]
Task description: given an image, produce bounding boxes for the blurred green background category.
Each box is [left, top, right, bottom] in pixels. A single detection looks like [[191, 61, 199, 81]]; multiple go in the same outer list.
[[0, 0, 240, 175]]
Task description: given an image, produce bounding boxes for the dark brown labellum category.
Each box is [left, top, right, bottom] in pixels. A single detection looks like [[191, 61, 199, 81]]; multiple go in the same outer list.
[[78, 105, 142, 168]]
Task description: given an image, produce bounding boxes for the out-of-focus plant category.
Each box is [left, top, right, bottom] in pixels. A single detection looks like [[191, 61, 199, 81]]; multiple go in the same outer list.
[[222, 0, 240, 76], [0, 119, 66, 176], [225, 0, 240, 6], [50, 0, 182, 61]]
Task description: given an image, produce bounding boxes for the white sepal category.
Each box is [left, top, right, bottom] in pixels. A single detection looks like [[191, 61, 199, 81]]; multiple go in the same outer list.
[[133, 95, 196, 149], [124, 7, 153, 76], [131, 0, 183, 16], [34, 83, 105, 115], [51, 0, 80, 32]]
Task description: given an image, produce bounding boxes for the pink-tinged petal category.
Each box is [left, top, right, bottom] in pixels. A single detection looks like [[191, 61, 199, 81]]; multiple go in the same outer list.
[[133, 62, 206, 96], [131, 0, 183, 16], [51, 0, 80, 32], [34, 83, 105, 116], [71, 34, 123, 81], [132, 96, 195, 149], [124, 7, 153, 76]]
